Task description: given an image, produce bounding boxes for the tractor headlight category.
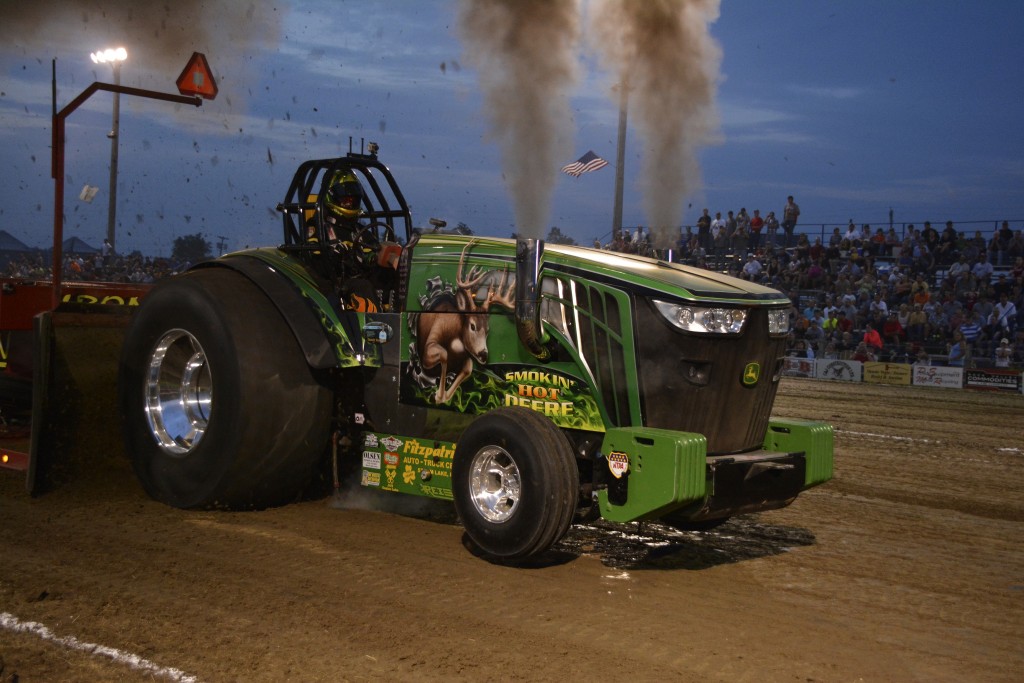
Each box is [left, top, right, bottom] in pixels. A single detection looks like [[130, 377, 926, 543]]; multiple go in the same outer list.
[[653, 300, 747, 335], [767, 308, 790, 335]]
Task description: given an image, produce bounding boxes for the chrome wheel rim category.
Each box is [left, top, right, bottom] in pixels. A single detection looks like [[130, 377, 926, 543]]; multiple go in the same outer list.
[[468, 446, 521, 523], [144, 329, 212, 456]]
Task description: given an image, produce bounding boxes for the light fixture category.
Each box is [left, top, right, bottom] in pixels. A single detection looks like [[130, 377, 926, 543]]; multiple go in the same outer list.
[[90, 47, 128, 64]]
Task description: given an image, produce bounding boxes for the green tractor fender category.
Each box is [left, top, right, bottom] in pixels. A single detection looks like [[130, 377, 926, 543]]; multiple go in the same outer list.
[[192, 254, 371, 370]]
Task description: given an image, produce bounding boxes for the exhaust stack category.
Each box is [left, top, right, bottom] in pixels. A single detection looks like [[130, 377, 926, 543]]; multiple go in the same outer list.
[[515, 238, 551, 361]]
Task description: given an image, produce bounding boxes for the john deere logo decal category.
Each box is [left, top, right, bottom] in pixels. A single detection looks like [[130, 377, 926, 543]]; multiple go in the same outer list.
[[742, 362, 760, 386]]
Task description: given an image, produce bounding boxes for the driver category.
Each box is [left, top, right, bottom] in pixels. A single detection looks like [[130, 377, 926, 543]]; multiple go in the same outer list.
[[323, 167, 369, 249], [321, 167, 390, 312]]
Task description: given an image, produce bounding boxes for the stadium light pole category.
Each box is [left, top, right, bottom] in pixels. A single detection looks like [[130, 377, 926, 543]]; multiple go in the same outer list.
[[90, 46, 127, 253]]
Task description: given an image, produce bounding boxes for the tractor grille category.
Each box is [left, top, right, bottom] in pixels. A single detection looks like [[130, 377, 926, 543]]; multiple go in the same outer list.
[[571, 282, 632, 428], [634, 298, 787, 454]]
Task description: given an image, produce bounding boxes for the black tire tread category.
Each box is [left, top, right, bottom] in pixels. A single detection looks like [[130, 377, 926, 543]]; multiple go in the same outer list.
[[119, 268, 332, 509], [453, 407, 578, 560]]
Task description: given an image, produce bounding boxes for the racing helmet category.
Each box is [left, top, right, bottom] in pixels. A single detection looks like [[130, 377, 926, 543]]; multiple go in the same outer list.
[[324, 168, 363, 220]]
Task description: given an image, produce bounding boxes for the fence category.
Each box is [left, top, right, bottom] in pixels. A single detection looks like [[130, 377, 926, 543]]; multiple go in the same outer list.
[[783, 357, 1024, 394]]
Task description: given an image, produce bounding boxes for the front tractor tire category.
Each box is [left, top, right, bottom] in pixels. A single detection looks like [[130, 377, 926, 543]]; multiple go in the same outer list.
[[118, 268, 332, 509], [453, 408, 579, 561]]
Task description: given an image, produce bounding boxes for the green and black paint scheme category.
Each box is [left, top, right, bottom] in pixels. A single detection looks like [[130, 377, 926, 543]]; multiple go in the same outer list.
[[121, 150, 832, 559]]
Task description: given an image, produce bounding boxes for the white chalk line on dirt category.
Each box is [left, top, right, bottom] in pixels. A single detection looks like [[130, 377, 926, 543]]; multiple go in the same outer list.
[[837, 429, 940, 444], [837, 429, 1022, 454], [0, 612, 199, 683]]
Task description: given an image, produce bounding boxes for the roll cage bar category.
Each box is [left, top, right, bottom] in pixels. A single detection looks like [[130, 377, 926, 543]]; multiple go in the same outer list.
[[275, 150, 414, 253]]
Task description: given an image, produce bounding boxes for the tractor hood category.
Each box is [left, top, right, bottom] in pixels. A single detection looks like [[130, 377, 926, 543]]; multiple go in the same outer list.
[[410, 234, 789, 306]]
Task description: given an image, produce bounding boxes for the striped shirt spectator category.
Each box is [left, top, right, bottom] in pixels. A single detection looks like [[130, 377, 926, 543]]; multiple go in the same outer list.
[[959, 315, 983, 344]]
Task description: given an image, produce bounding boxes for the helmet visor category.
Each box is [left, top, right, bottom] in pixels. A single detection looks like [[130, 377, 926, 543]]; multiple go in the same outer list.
[[328, 181, 363, 209]]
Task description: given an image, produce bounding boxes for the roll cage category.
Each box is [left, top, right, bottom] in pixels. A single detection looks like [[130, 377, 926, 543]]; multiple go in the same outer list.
[[275, 149, 414, 257]]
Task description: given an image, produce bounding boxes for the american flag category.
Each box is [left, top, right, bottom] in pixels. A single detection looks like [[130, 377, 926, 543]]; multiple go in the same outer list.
[[561, 150, 609, 177]]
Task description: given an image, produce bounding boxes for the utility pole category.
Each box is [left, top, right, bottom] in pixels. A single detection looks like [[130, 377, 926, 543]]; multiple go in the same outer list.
[[611, 80, 628, 244]]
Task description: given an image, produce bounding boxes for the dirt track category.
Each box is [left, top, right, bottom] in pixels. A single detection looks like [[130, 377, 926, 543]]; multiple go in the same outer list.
[[2, 378, 1023, 682]]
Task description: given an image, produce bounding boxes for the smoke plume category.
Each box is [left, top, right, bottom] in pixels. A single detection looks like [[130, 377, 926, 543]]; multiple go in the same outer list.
[[457, 0, 580, 239], [591, 0, 722, 248], [0, 1, 284, 106]]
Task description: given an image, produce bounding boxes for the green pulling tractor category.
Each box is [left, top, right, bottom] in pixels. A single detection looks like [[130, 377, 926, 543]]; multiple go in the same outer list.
[[116, 148, 832, 561]]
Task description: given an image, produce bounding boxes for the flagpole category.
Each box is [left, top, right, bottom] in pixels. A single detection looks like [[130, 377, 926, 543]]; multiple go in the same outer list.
[[611, 79, 628, 244]]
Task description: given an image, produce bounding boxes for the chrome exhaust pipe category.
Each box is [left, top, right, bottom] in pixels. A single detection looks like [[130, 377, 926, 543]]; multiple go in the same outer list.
[[515, 238, 551, 361]]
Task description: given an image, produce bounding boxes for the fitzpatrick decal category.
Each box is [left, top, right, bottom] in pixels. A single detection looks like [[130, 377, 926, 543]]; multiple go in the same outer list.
[[402, 438, 455, 464], [608, 451, 630, 479], [361, 432, 456, 500], [742, 362, 761, 386]]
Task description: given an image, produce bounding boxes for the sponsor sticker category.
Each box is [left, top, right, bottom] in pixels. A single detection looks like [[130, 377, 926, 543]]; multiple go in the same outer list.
[[363, 433, 379, 448], [361, 470, 381, 487], [381, 436, 403, 452], [362, 451, 381, 470], [607, 451, 630, 479], [383, 452, 399, 468]]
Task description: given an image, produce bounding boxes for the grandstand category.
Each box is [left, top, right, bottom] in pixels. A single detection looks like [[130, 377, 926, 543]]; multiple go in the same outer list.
[[604, 219, 1022, 371]]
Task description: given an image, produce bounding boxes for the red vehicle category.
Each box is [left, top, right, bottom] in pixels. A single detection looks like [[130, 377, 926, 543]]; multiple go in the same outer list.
[[0, 278, 151, 477]]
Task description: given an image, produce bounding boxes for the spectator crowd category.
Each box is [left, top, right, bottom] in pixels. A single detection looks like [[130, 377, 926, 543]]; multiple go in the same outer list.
[[602, 207, 1023, 370], [3, 251, 191, 285]]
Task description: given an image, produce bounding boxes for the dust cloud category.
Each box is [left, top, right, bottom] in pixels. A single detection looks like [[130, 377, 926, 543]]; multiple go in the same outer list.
[[457, 0, 580, 239], [0, 0, 285, 106], [590, 0, 722, 248]]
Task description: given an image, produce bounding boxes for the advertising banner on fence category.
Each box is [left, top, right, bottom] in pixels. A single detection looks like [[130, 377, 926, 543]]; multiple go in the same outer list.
[[783, 357, 815, 378], [912, 364, 963, 389], [815, 359, 863, 382], [863, 362, 912, 385], [963, 368, 1023, 393]]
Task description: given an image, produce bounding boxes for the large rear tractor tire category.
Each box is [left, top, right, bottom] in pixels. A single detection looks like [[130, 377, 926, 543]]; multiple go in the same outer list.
[[118, 268, 332, 509], [453, 408, 578, 561]]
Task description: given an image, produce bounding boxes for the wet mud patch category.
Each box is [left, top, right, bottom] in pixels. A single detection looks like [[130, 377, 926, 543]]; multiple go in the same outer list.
[[557, 514, 816, 570]]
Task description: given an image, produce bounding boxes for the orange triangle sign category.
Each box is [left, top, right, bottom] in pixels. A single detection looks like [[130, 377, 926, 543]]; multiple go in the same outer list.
[[176, 52, 218, 100]]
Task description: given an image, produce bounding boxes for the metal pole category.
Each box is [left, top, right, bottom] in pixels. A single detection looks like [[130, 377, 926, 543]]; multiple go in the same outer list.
[[106, 62, 122, 252], [611, 80, 628, 244], [52, 63, 64, 310], [51, 80, 201, 310]]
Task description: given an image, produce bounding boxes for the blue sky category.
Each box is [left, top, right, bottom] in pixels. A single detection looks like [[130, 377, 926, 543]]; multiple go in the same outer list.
[[1, 0, 1022, 257]]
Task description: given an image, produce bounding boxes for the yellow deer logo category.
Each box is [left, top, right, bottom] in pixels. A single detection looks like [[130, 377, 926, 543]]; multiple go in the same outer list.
[[742, 362, 761, 386]]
